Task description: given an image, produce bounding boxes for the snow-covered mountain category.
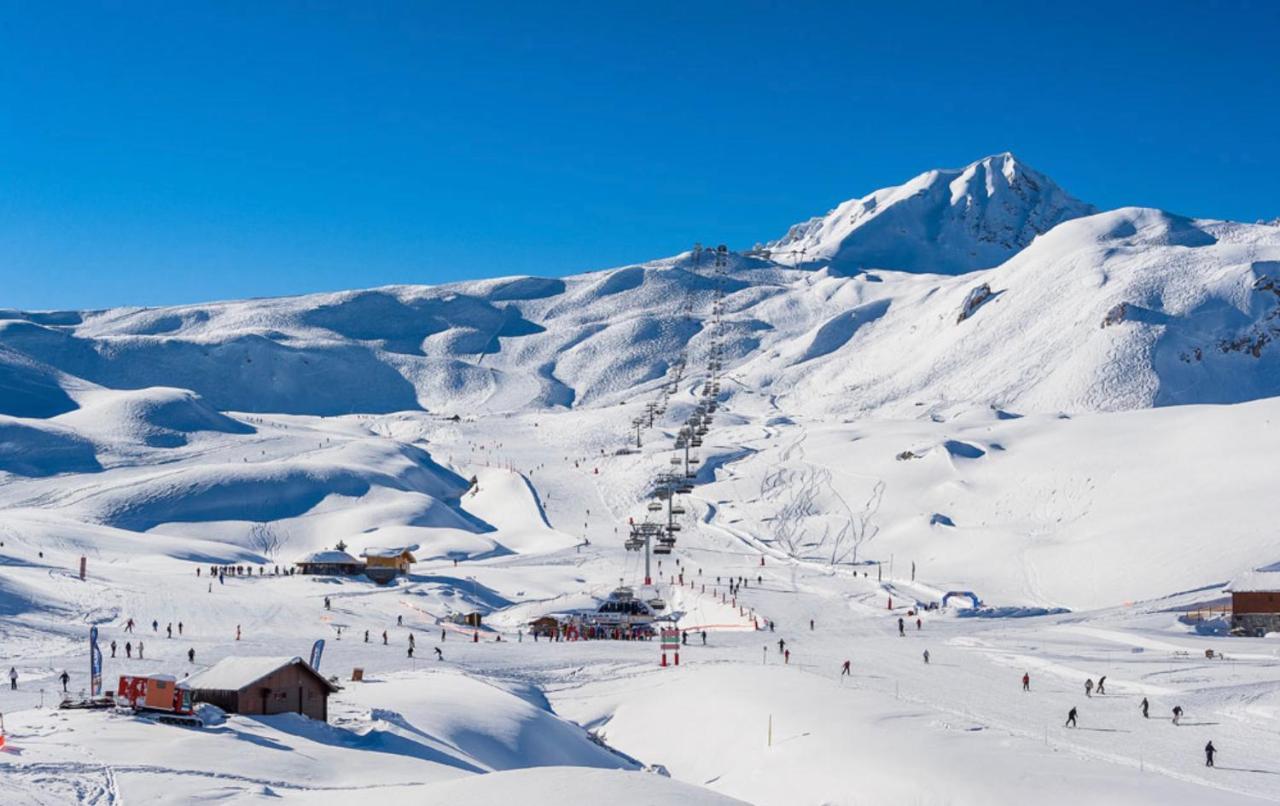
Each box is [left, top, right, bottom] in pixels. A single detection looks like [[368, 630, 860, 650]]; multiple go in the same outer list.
[[1, 154, 1277, 423], [763, 152, 1096, 275]]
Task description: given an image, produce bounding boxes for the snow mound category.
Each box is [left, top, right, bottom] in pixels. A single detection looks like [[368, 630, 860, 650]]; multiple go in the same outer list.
[[57, 387, 254, 448], [0, 416, 101, 477]]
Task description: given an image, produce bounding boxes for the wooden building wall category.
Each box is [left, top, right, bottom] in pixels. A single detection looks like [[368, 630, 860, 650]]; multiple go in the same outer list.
[[1233, 591, 1280, 614], [193, 665, 329, 721]]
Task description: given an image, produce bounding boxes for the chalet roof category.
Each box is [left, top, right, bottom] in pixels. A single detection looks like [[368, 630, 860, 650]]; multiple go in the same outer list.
[[361, 544, 419, 560], [1228, 571, 1280, 593], [296, 550, 362, 566], [186, 656, 339, 693]]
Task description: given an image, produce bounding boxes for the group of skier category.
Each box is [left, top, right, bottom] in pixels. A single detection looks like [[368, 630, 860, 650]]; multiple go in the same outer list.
[[1064, 676, 1215, 766]]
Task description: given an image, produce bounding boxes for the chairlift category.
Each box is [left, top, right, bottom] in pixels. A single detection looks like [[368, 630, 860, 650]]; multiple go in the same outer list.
[[653, 543, 672, 555], [647, 597, 667, 611], [647, 501, 662, 512], [670, 504, 686, 515]]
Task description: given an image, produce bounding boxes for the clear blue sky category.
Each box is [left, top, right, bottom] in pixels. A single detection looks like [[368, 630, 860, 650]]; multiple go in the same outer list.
[[2, 1, 1278, 310]]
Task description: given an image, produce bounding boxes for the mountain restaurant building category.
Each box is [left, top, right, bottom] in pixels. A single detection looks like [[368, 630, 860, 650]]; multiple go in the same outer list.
[[360, 545, 418, 583], [1229, 571, 1280, 636], [186, 656, 339, 721]]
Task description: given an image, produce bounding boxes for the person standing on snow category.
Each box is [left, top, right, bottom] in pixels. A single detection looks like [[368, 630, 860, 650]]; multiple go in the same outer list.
[[187, 647, 195, 663], [434, 647, 443, 660], [922, 649, 930, 664], [138, 641, 144, 659], [1140, 697, 1150, 718], [784, 649, 790, 664], [8, 667, 16, 690], [898, 617, 905, 637], [841, 660, 851, 676], [701, 630, 707, 645], [1022, 672, 1030, 692], [1097, 676, 1107, 695], [1065, 707, 1078, 728], [125, 641, 132, 659], [916, 618, 922, 631], [60, 670, 70, 692], [1172, 705, 1183, 725], [382, 630, 388, 645], [1205, 741, 1216, 767], [1085, 678, 1093, 697], [167, 623, 172, 638], [778, 638, 785, 654], [110, 640, 117, 658]]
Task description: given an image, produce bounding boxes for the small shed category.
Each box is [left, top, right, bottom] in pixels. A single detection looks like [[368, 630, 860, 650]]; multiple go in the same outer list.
[[1229, 571, 1280, 636], [187, 656, 338, 721], [361, 545, 419, 583], [295, 549, 364, 576]]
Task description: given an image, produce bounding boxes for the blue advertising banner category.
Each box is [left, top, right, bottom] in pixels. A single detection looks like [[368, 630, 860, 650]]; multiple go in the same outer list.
[[90, 626, 102, 697], [309, 639, 325, 672]]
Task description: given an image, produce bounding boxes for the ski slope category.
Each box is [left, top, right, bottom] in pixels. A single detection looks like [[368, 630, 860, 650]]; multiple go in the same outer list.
[[3, 154, 1280, 804]]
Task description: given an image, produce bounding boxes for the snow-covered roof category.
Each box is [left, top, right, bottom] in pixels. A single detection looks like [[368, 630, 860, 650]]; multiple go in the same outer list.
[[296, 549, 362, 565], [1228, 571, 1280, 593], [186, 656, 337, 692], [361, 544, 419, 559]]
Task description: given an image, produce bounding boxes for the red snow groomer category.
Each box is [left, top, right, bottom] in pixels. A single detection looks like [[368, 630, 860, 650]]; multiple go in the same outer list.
[[117, 674, 203, 727]]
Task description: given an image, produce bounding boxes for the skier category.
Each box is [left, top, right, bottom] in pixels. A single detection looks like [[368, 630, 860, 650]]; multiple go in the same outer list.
[[235, 625, 241, 641], [187, 648, 195, 663], [110, 640, 118, 658], [682, 631, 688, 646], [841, 660, 851, 676], [1172, 705, 1183, 725], [8, 667, 16, 690], [1205, 740, 1216, 767], [138, 641, 144, 659], [434, 647, 444, 661], [125, 618, 135, 633], [166, 623, 172, 638], [60, 670, 70, 692], [1140, 697, 1149, 718], [784, 649, 790, 664], [324, 597, 331, 611], [809, 619, 814, 631], [769, 621, 775, 632], [382, 630, 388, 645], [397, 615, 403, 626], [178, 622, 183, 635], [409, 633, 416, 649], [364, 630, 369, 643], [1085, 678, 1093, 697], [125, 641, 132, 658], [152, 620, 158, 632], [916, 617, 922, 631], [922, 649, 930, 664], [701, 630, 707, 646], [518, 629, 523, 643], [441, 629, 446, 642], [1097, 675, 1107, 695], [1022, 672, 1030, 692], [1065, 706, 1078, 728], [777, 638, 786, 654], [408, 645, 414, 658], [898, 617, 905, 637]]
